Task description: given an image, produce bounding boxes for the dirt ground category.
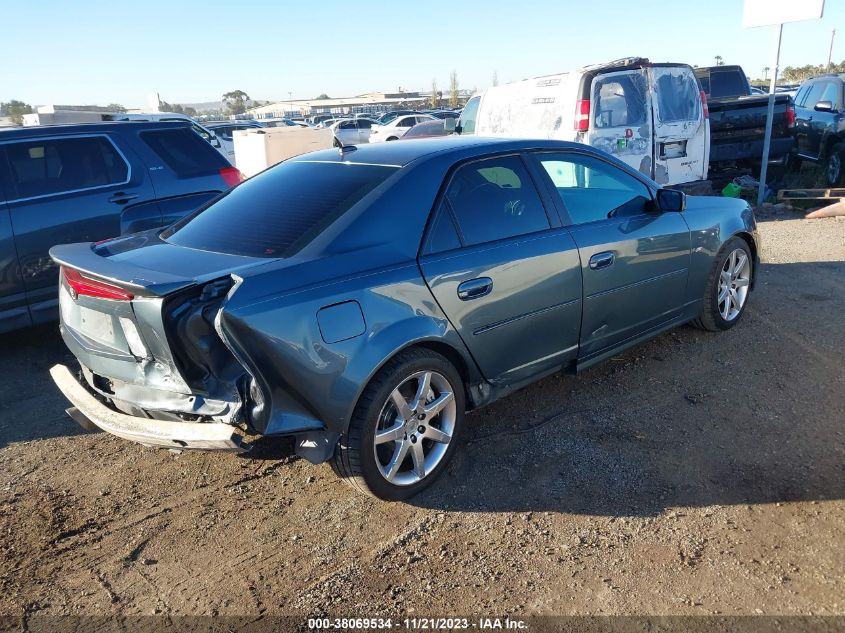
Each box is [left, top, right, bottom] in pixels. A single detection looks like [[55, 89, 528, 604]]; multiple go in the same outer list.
[[0, 213, 843, 624]]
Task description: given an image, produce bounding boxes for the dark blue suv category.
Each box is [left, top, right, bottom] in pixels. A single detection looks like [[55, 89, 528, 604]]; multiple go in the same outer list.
[[0, 121, 242, 333]]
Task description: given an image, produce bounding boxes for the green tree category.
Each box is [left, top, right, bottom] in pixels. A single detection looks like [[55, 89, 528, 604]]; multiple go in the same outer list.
[[105, 103, 126, 113], [222, 90, 251, 115], [0, 99, 33, 125], [315, 93, 331, 100], [183, 106, 197, 117], [449, 70, 459, 108], [715, 55, 724, 66]]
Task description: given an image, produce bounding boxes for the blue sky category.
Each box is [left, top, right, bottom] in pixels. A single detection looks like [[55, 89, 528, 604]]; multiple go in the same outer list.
[[1, 0, 842, 108]]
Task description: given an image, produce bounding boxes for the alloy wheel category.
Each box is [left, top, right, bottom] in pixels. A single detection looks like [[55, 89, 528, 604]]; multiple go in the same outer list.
[[373, 370, 456, 486], [828, 153, 841, 185], [717, 248, 751, 322]]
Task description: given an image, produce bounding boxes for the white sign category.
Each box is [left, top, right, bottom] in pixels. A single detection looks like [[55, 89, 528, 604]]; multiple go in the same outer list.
[[743, 0, 825, 28]]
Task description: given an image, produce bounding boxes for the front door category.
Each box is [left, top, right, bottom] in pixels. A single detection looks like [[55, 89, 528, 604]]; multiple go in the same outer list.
[[419, 153, 582, 385], [0, 166, 29, 332], [649, 66, 708, 185], [529, 150, 691, 359], [3, 133, 156, 323]]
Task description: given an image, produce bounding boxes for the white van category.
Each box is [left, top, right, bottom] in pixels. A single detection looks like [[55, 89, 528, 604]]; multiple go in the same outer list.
[[460, 58, 710, 186]]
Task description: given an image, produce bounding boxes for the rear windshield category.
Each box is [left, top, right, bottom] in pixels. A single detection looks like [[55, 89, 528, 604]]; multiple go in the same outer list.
[[141, 128, 228, 177], [162, 161, 397, 257], [699, 70, 748, 99]]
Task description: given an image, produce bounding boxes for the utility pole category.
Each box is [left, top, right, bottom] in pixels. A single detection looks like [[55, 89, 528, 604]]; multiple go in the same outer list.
[[828, 29, 837, 72], [288, 91, 293, 115]]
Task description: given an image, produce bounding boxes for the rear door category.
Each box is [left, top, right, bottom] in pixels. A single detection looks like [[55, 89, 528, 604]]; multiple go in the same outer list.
[[649, 66, 707, 184], [586, 69, 653, 177], [419, 153, 582, 386], [2, 133, 157, 324], [130, 126, 232, 226], [529, 150, 691, 360], [0, 156, 30, 332]]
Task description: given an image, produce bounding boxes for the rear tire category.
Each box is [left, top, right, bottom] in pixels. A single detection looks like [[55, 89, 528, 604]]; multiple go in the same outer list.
[[386, 136, 398, 142], [692, 237, 753, 332], [331, 348, 465, 501]]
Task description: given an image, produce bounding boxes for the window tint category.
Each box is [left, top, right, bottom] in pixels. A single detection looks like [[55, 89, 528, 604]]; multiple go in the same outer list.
[[5, 136, 128, 200], [592, 72, 647, 128], [163, 162, 395, 258], [819, 82, 840, 106], [141, 128, 228, 178], [425, 201, 461, 253], [445, 155, 549, 246], [397, 117, 417, 127], [706, 70, 748, 98], [654, 70, 701, 123], [794, 85, 810, 107], [802, 82, 828, 108], [338, 120, 356, 130], [537, 153, 652, 225], [357, 119, 372, 129]]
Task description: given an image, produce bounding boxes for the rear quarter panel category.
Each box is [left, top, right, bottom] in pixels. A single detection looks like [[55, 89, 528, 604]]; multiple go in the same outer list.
[[681, 196, 758, 307]]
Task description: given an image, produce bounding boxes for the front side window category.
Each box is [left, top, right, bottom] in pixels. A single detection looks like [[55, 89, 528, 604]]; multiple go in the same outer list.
[[397, 117, 417, 128], [163, 161, 396, 258], [444, 155, 549, 246], [819, 82, 840, 107], [459, 95, 480, 134], [592, 72, 648, 128], [5, 136, 128, 200], [536, 152, 652, 225]]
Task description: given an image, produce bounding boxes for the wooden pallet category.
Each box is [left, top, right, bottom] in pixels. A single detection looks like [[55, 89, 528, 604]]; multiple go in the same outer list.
[[777, 188, 845, 201]]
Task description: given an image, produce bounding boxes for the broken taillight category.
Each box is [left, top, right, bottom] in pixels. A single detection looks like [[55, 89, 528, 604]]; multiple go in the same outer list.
[[219, 166, 245, 188], [574, 99, 590, 131], [62, 267, 134, 301], [700, 90, 709, 119], [786, 103, 796, 128]]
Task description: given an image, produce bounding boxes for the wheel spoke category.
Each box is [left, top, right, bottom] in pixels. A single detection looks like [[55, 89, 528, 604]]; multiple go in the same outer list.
[[424, 425, 452, 444], [410, 440, 426, 478], [424, 391, 454, 418], [734, 277, 750, 288], [375, 421, 405, 445], [390, 388, 413, 420], [718, 286, 729, 303], [728, 250, 736, 274], [384, 440, 410, 482], [729, 289, 741, 311], [721, 296, 731, 319], [733, 253, 747, 277], [720, 270, 732, 286], [411, 372, 432, 411]]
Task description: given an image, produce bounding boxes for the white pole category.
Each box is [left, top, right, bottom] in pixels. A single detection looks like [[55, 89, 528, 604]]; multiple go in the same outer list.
[[757, 23, 783, 207], [828, 29, 837, 71]]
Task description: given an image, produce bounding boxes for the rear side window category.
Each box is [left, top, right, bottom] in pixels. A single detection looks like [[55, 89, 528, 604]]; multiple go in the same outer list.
[[163, 161, 396, 258], [444, 155, 549, 246], [141, 128, 228, 178], [459, 96, 480, 134], [4, 135, 128, 200]]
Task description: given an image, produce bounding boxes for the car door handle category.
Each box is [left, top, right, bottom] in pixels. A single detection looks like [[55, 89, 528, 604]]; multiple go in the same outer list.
[[457, 277, 493, 300], [589, 252, 615, 270], [108, 192, 139, 204]]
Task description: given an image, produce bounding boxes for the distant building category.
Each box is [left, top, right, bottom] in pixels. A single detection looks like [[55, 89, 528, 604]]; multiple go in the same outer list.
[[246, 92, 427, 118]]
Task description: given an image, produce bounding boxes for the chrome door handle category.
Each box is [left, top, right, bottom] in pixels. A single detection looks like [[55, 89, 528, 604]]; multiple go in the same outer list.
[[589, 252, 615, 270], [457, 277, 493, 300]]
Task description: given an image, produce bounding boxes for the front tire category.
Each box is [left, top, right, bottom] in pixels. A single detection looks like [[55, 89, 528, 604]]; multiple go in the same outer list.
[[693, 237, 753, 332], [825, 143, 845, 186], [331, 348, 465, 500]]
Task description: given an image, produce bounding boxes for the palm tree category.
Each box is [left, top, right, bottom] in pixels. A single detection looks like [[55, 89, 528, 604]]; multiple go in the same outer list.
[[763, 66, 770, 80]]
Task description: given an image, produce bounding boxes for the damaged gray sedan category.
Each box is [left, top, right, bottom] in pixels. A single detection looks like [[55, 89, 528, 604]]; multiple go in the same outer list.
[[50, 137, 758, 500]]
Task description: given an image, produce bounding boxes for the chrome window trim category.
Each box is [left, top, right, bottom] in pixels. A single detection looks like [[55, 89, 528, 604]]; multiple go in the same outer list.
[[0, 133, 133, 204]]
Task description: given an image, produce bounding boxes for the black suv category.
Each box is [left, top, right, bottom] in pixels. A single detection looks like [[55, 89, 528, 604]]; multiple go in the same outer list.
[[792, 74, 845, 185], [0, 121, 242, 333]]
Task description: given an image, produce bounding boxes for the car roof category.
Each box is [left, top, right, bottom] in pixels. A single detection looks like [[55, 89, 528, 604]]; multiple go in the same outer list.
[[0, 120, 192, 140], [291, 136, 597, 168]]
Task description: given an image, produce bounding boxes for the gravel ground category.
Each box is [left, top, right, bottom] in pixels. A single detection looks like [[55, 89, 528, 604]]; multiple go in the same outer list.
[[0, 214, 843, 623]]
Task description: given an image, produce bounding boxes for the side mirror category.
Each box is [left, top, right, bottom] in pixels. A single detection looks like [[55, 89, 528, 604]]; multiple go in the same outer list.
[[814, 100, 834, 112], [444, 117, 457, 133], [211, 135, 221, 148], [656, 188, 686, 212]]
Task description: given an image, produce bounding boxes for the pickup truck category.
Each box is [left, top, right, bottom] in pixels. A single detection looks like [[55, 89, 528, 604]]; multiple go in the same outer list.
[[791, 73, 845, 185], [695, 65, 795, 170]]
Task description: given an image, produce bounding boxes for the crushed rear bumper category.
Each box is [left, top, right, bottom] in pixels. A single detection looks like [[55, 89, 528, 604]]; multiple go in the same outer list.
[[50, 364, 249, 452]]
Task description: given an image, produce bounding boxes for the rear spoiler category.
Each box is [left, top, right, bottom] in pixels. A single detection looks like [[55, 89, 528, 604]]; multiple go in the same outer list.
[[50, 242, 197, 297]]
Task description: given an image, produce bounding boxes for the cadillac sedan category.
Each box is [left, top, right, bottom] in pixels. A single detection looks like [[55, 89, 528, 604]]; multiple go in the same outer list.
[[49, 138, 759, 500]]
